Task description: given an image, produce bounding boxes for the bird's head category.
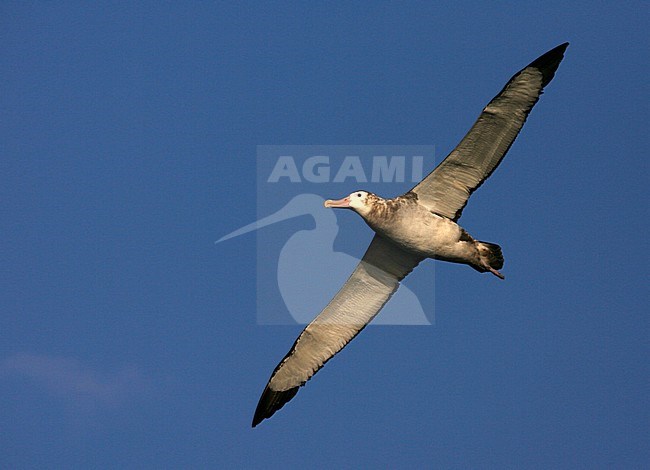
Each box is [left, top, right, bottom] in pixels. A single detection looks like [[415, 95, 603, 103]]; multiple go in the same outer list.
[[324, 190, 374, 216]]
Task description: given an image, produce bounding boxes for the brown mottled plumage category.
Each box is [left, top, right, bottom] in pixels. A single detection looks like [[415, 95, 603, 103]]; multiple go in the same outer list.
[[366, 191, 419, 221]]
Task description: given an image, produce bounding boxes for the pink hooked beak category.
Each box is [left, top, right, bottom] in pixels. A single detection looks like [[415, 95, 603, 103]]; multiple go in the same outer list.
[[323, 196, 351, 208]]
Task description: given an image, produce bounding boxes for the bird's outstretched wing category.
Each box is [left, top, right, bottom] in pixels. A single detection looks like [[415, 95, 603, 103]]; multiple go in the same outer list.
[[412, 43, 568, 221], [252, 235, 423, 427]]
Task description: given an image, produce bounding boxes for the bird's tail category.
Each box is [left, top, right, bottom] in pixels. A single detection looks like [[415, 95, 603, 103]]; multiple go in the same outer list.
[[478, 241, 503, 269], [476, 241, 505, 279]]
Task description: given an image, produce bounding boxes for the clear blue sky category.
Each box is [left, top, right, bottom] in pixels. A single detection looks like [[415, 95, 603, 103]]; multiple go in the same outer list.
[[2, 2, 648, 468]]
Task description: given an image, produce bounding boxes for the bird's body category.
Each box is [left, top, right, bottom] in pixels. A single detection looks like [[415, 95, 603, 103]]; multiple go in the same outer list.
[[250, 42, 569, 427], [334, 191, 504, 277]]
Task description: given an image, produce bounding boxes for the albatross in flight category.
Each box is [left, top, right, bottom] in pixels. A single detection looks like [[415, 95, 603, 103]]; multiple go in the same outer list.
[[252, 43, 568, 427]]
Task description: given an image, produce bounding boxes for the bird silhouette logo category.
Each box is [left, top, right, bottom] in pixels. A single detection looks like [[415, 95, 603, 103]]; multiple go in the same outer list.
[[217, 193, 430, 325]]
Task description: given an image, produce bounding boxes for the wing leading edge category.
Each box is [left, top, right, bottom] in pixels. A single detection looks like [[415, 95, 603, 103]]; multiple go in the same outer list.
[[252, 235, 423, 427], [412, 42, 568, 221]]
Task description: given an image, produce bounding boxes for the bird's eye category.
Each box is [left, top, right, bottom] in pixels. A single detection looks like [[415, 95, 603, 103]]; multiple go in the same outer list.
[[356, 193, 362, 198]]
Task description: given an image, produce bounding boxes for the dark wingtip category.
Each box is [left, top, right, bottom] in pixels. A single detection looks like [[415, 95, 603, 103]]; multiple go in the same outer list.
[[529, 42, 569, 88], [251, 385, 300, 427]]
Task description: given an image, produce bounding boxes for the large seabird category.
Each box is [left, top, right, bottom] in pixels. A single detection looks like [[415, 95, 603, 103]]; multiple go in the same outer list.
[[252, 43, 569, 427]]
